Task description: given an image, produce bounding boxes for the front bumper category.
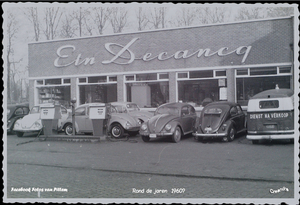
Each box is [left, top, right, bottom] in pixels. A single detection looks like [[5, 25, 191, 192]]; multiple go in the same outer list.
[[140, 132, 173, 138], [247, 131, 294, 140], [13, 128, 42, 133], [193, 132, 227, 138]]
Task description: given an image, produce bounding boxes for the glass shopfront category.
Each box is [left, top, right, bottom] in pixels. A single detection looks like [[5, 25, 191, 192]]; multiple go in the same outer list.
[[78, 76, 117, 105], [236, 66, 292, 106], [36, 78, 71, 108], [177, 70, 227, 107], [125, 73, 169, 108]]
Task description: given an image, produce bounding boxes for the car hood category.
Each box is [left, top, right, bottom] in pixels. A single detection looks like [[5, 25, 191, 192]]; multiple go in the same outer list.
[[200, 113, 226, 132], [148, 114, 177, 133], [18, 113, 40, 127]]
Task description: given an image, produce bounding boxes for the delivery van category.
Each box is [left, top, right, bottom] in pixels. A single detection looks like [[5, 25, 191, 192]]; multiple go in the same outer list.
[[246, 88, 294, 144]]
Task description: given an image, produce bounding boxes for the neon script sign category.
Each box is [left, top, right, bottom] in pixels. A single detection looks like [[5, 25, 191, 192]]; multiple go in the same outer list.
[[54, 37, 252, 67]]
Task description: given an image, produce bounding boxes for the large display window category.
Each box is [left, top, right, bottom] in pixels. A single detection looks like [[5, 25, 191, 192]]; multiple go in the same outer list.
[[177, 70, 227, 107], [78, 76, 117, 105], [236, 66, 292, 106], [125, 73, 169, 108], [36, 78, 71, 108]]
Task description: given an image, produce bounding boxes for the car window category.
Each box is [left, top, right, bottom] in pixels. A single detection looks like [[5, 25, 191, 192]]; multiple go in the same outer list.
[[61, 107, 67, 114], [236, 105, 243, 114], [75, 107, 86, 116], [30, 106, 40, 114], [189, 105, 195, 114], [156, 106, 179, 116], [23, 107, 29, 114], [181, 106, 189, 116], [14, 108, 24, 115], [230, 107, 238, 116], [126, 103, 140, 112]]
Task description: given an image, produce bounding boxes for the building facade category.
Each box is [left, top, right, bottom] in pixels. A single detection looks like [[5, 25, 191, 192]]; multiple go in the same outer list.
[[28, 17, 294, 110]]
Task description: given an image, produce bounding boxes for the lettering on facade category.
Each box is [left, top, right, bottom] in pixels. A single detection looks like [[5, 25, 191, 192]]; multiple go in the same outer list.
[[54, 38, 252, 67]]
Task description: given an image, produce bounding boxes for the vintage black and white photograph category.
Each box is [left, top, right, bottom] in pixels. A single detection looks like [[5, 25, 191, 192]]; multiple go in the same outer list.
[[2, 2, 299, 204]]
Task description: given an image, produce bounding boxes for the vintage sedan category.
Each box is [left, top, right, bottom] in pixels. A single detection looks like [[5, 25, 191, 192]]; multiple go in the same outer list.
[[139, 102, 198, 143], [61, 103, 142, 138], [193, 101, 247, 142], [7, 103, 30, 134], [13, 104, 70, 137], [110, 102, 153, 123]]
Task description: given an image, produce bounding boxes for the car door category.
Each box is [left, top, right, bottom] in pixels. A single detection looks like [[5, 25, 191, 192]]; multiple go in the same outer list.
[[181, 105, 195, 134], [236, 105, 246, 131], [75, 107, 88, 132], [229, 106, 243, 131]]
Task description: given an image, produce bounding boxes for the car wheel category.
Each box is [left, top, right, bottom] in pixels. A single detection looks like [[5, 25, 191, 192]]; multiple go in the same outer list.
[[223, 126, 235, 142], [252, 140, 259, 144], [110, 123, 124, 138], [141, 135, 150, 142], [16, 131, 24, 137], [172, 126, 181, 143], [64, 123, 73, 136]]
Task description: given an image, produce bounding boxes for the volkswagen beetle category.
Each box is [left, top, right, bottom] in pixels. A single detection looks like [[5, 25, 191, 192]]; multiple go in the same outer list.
[[193, 101, 247, 142], [139, 102, 198, 143], [13, 104, 70, 137], [61, 103, 142, 138], [110, 102, 153, 123]]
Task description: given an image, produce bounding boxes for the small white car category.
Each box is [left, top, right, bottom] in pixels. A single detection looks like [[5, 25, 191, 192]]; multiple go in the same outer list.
[[13, 104, 70, 137]]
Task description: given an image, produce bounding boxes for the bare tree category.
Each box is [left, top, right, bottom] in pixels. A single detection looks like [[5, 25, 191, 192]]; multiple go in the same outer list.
[[6, 11, 23, 103], [92, 7, 111, 35], [173, 7, 196, 27], [266, 7, 294, 18], [149, 7, 168, 29], [197, 7, 228, 24], [72, 7, 91, 37], [83, 8, 94, 36], [43, 7, 63, 40], [235, 7, 265, 21], [136, 7, 149, 31], [24, 7, 40, 41], [109, 7, 128, 33], [60, 13, 76, 38]]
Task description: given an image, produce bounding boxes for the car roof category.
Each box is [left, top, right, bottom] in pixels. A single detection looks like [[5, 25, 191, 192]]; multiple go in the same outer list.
[[204, 101, 238, 108], [77, 103, 106, 108], [111, 102, 136, 106], [8, 103, 29, 109], [159, 102, 193, 108], [251, 89, 294, 99]]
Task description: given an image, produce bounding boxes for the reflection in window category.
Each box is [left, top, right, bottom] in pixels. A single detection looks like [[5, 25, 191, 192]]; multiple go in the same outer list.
[[126, 82, 169, 108], [178, 79, 223, 106], [236, 76, 291, 106], [79, 84, 117, 105]]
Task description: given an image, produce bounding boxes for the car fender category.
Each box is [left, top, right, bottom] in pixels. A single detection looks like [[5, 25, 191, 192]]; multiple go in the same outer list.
[[167, 121, 182, 134]]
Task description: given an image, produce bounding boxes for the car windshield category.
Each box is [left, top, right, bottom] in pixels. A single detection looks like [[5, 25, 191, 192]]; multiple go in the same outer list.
[[204, 108, 223, 115], [156, 106, 179, 116], [126, 103, 140, 112], [30, 106, 40, 114]]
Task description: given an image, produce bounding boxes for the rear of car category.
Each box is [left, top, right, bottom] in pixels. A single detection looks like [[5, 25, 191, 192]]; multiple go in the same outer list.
[[246, 89, 294, 144]]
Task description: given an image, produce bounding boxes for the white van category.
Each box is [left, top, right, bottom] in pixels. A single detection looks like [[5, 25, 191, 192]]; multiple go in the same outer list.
[[246, 88, 294, 144]]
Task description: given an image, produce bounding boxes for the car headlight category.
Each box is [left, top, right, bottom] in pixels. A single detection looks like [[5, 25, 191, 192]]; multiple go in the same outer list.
[[165, 124, 171, 131], [221, 123, 227, 131], [34, 121, 41, 128], [141, 124, 148, 131]]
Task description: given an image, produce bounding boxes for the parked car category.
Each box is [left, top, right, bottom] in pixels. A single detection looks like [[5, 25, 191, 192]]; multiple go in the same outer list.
[[61, 103, 142, 138], [193, 101, 247, 142], [110, 102, 153, 123], [246, 88, 294, 144], [13, 104, 70, 137], [7, 103, 30, 134], [139, 102, 198, 143]]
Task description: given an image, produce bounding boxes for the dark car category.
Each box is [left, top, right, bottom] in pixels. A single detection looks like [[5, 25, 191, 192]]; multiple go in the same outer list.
[[139, 102, 198, 143], [193, 101, 246, 142], [7, 103, 30, 134]]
